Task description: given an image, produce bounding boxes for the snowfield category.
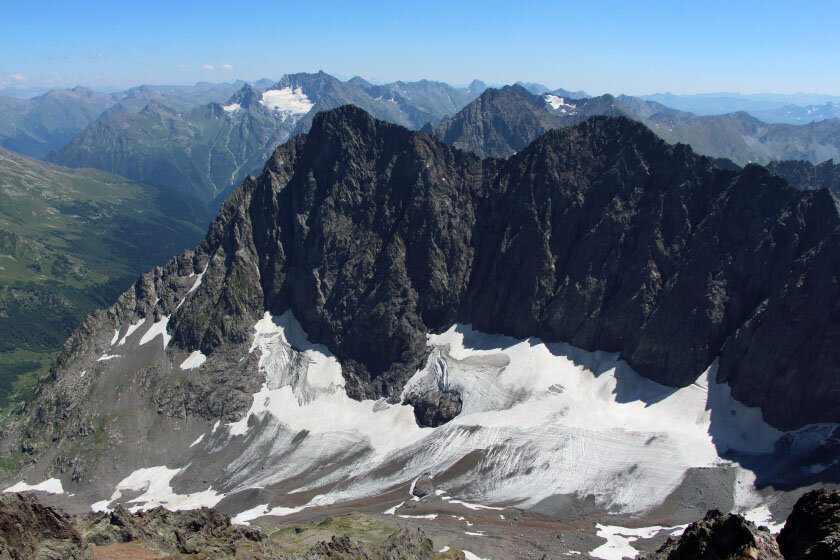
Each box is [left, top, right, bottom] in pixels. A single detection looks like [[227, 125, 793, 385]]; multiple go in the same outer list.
[[259, 87, 315, 115], [87, 313, 836, 526], [544, 94, 576, 111]]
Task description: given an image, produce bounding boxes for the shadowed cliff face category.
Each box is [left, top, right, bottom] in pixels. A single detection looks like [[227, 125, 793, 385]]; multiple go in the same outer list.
[[164, 105, 840, 430]]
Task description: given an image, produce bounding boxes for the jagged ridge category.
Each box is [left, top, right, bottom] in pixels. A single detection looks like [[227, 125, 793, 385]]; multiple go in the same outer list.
[[155, 105, 840, 430]]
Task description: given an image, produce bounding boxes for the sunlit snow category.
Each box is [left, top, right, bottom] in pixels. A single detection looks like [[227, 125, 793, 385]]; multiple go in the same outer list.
[[259, 87, 314, 115], [4, 478, 64, 494], [180, 350, 207, 370], [139, 315, 171, 349]]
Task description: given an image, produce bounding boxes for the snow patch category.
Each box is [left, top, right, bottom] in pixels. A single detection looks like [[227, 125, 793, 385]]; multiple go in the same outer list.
[[97, 353, 121, 362], [180, 350, 207, 370], [463, 551, 490, 560], [139, 316, 171, 348], [4, 478, 64, 494], [190, 434, 205, 448], [187, 262, 209, 295], [259, 87, 314, 115], [384, 501, 405, 515], [110, 329, 119, 346], [108, 466, 223, 513], [222, 102, 241, 112], [742, 504, 785, 534], [590, 524, 668, 560], [399, 514, 438, 520], [545, 94, 576, 111], [231, 503, 307, 525], [118, 318, 146, 346]]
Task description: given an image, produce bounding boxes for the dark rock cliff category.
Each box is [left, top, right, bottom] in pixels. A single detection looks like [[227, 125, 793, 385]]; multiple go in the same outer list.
[[643, 509, 783, 560], [778, 489, 840, 560], [161, 105, 840, 429], [767, 159, 840, 197]]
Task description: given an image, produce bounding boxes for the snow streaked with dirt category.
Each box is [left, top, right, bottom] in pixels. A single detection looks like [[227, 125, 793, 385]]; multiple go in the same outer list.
[[259, 87, 314, 115], [90, 314, 836, 524], [4, 478, 64, 494], [212, 317, 808, 517]]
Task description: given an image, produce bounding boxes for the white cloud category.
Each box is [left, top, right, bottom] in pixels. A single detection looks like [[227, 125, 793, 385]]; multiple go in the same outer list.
[[222, 64, 234, 70], [201, 64, 214, 70], [10, 73, 26, 81]]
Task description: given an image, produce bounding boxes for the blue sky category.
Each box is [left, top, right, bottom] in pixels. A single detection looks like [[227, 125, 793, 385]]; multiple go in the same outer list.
[[2, 0, 839, 95]]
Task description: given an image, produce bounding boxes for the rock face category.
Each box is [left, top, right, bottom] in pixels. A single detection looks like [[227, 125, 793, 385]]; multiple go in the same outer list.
[[644, 509, 783, 560], [767, 159, 840, 196], [778, 489, 840, 560], [165, 106, 840, 429], [0, 493, 89, 559]]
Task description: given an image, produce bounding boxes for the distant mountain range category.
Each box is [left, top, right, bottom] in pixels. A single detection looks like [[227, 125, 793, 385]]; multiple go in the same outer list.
[[46, 72, 489, 202], [425, 85, 840, 166], [0, 148, 209, 408], [0, 82, 268, 159], [642, 92, 840, 124]]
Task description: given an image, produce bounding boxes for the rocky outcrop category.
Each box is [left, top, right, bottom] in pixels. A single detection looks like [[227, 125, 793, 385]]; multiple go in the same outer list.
[[0, 493, 441, 560], [0, 493, 89, 559], [77, 505, 262, 556], [778, 489, 840, 560], [767, 159, 840, 196], [644, 509, 783, 560], [281, 529, 436, 560]]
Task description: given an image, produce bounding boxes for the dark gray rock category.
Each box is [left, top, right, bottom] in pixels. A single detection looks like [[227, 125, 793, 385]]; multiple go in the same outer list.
[[778, 488, 840, 560], [411, 476, 435, 498], [767, 159, 840, 196], [643, 509, 783, 560]]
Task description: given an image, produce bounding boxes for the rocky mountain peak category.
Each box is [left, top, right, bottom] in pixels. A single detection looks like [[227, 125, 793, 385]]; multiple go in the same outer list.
[[154, 106, 840, 429], [226, 83, 261, 109]]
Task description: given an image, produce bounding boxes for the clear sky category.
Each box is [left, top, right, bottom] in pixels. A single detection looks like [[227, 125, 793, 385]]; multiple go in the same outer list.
[[2, 0, 839, 95]]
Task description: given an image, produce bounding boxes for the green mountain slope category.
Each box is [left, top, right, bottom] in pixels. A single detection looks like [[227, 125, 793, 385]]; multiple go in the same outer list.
[[0, 147, 210, 407]]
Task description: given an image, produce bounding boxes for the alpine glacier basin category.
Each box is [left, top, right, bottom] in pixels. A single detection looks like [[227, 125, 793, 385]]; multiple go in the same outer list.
[[6, 311, 837, 524]]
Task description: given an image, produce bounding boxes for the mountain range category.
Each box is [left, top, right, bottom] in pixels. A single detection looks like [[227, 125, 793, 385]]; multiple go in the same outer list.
[[2, 107, 837, 538], [45, 72, 488, 202], [642, 92, 840, 124], [425, 84, 840, 166]]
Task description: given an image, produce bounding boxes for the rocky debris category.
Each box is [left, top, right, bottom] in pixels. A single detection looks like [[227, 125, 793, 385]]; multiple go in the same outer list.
[[643, 509, 782, 560], [0, 492, 90, 559], [411, 476, 435, 498], [77, 504, 262, 556], [277, 528, 437, 559], [778, 488, 840, 560]]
